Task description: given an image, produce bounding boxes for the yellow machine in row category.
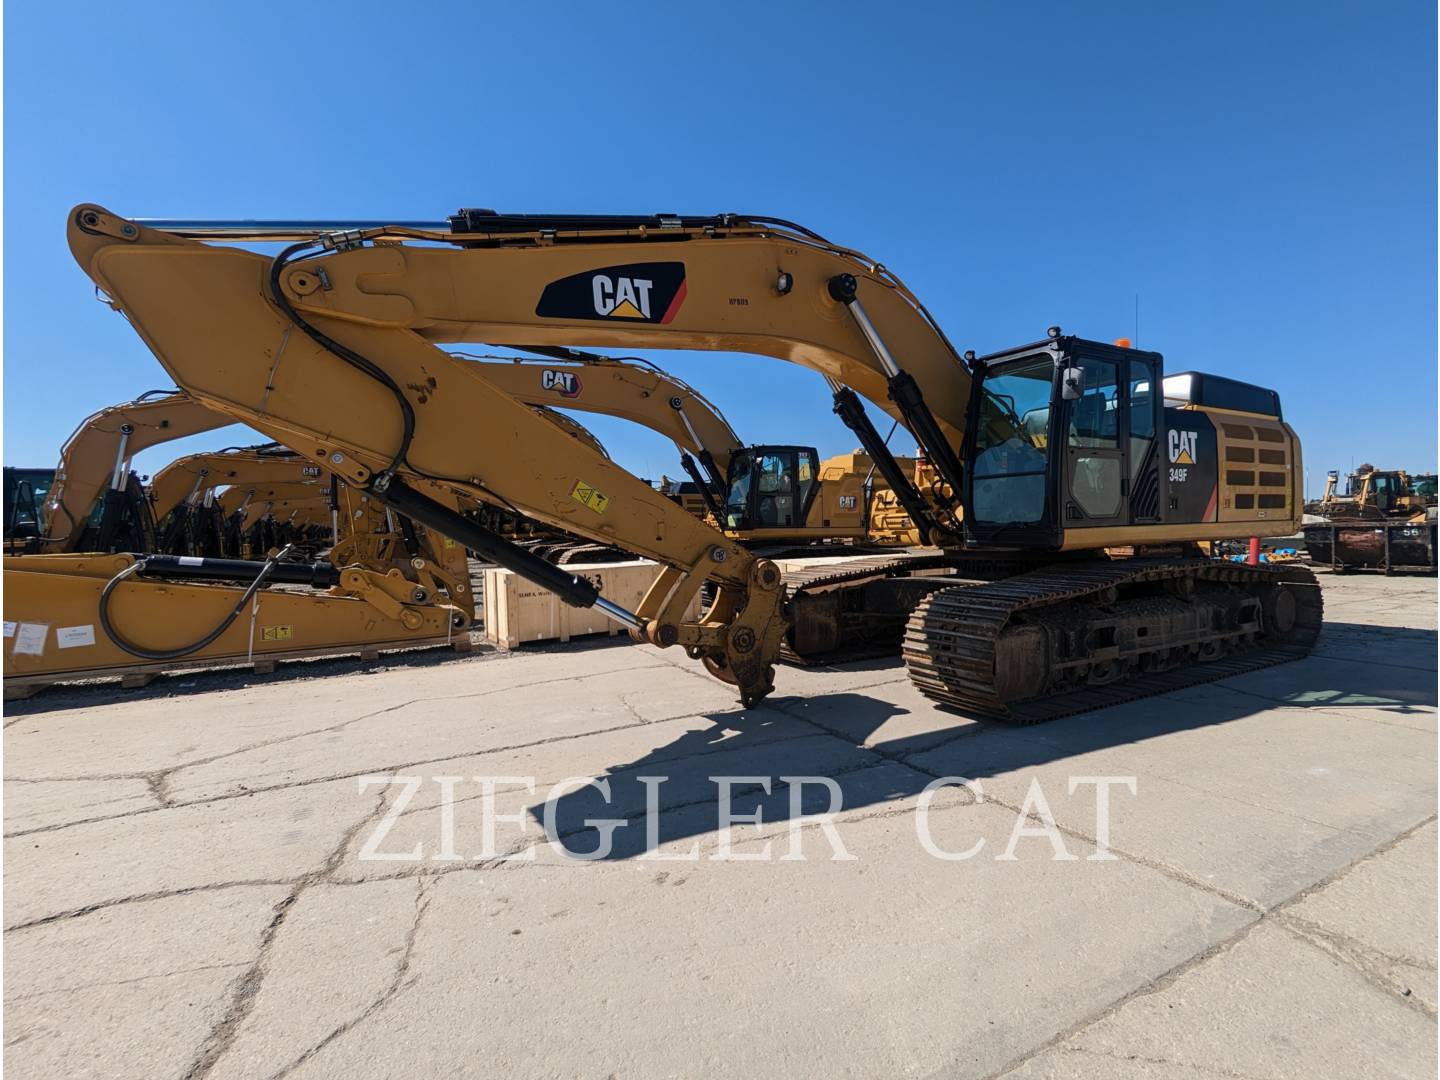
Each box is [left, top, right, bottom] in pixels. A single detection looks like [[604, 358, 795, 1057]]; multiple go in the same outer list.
[[24, 389, 234, 553], [463, 351, 922, 546], [1308, 466, 1437, 522], [32, 205, 1320, 719], [5, 419, 477, 694]]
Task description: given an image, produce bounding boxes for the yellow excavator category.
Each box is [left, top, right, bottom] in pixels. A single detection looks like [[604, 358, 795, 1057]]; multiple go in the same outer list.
[[147, 443, 478, 595], [5, 406, 480, 695], [461, 350, 919, 547], [24, 389, 236, 553], [147, 444, 327, 553], [218, 482, 334, 557], [31, 205, 1320, 720]]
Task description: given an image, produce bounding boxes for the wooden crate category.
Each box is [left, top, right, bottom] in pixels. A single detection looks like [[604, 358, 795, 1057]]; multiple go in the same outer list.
[[482, 560, 701, 649]]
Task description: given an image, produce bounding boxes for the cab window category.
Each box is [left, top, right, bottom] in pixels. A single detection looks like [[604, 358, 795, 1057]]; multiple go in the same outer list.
[[972, 355, 1053, 525], [724, 450, 754, 529], [1067, 358, 1119, 448], [1067, 358, 1122, 519], [726, 448, 818, 529]]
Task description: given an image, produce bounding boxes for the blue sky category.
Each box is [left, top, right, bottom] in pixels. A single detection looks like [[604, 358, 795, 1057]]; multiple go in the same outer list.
[[5, 1, 1435, 495]]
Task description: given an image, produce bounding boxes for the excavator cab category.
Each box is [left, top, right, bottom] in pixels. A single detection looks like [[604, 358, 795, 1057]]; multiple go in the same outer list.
[[962, 333, 1294, 550], [4, 468, 55, 551], [723, 446, 821, 531], [962, 336, 1163, 548]]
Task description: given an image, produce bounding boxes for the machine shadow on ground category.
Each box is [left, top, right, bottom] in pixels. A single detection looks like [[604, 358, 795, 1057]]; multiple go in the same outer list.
[[538, 619, 1437, 860]]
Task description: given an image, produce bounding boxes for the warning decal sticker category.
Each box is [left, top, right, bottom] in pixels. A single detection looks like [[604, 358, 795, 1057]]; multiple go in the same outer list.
[[570, 480, 610, 514]]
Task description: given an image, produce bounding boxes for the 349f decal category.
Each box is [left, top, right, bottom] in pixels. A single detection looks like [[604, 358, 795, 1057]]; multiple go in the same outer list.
[[537, 263, 687, 324]]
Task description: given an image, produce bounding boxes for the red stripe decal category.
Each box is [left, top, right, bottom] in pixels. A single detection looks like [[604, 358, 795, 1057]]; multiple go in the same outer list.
[[1203, 485, 1217, 521], [660, 279, 687, 324]]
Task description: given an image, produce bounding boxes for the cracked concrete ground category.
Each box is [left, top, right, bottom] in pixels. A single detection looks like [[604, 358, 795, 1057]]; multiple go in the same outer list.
[[4, 570, 1435, 1078]]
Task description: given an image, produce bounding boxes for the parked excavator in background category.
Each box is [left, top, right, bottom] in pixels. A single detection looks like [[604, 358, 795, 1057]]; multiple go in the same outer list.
[[27, 204, 1321, 719], [147, 444, 331, 556], [35, 389, 236, 553], [459, 349, 925, 550], [4, 398, 479, 696]]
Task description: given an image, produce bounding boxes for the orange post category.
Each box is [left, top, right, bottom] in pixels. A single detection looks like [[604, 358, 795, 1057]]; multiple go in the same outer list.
[[1248, 537, 1261, 566]]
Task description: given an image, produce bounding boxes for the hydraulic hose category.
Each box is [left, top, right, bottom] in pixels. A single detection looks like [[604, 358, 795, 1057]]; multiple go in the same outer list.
[[267, 240, 415, 490], [97, 545, 295, 661]]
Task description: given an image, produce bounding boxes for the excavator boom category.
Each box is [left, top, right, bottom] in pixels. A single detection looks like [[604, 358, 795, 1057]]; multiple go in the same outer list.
[[69, 206, 806, 704]]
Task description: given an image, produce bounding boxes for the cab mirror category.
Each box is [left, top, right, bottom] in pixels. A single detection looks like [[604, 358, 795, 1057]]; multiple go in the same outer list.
[[1060, 366, 1086, 401]]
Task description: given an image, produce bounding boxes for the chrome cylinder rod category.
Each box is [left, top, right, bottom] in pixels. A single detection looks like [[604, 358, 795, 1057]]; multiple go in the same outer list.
[[183, 469, 209, 506], [594, 596, 644, 631], [671, 397, 704, 449], [133, 219, 450, 240], [109, 424, 134, 491], [846, 298, 903, 379]]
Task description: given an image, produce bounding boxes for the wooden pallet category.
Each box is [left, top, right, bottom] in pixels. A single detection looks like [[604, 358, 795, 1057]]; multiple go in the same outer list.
[[3, 635, 476, 700]]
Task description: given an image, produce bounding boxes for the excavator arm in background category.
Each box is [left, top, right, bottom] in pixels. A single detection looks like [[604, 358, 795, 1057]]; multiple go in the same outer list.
[[148, 446, 328, 523], [150, 446, 473, 598], [219, 483, 330, 531], [464, 351, 908, 542], [527, 404, 612, 460], [458, 351, 741, 506], [44, 389, 238, 550]]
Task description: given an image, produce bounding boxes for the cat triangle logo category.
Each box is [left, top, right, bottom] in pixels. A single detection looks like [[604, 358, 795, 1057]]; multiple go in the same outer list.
[[1168, 429, 1200, 465], [609, 298, 644, 319]]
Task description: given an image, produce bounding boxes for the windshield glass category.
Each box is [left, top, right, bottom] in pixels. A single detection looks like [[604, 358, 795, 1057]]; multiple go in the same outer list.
[[4, 469, 54, 539], [725, 450, 754, 529], [972, 355, 1053, 525]]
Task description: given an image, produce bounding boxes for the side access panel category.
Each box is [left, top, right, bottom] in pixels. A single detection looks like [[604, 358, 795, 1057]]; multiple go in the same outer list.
[[1161, 409, 1218, 524]]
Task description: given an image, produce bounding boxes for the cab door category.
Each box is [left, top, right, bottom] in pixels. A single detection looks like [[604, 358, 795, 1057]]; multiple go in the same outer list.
[[1124, 356, 1163, 523], [1062, 356, 1127, 528], [1062, 353, 1164, 529]]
